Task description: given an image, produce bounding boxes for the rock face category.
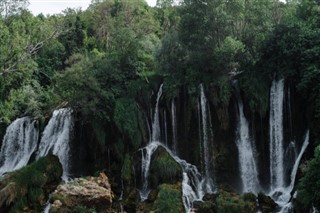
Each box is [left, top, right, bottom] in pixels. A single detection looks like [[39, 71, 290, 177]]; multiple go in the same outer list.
[[50, 172, 114, 212]]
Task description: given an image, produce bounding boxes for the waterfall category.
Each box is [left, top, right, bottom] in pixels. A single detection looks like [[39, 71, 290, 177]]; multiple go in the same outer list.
[[140, 142, 159, 201], [164, 110, 168, 146], [273, 131, 309, 211], [0, 117, 39, 175], [37, 108, 73, 182], [171, 99, 178, 152], [269, 79, 285, 190], [235, 94, 259, 193], [140, 84, 164, 200], [198, 84, 214, 193], [151, 84, 163, 142], [140, 142, 212, 212]]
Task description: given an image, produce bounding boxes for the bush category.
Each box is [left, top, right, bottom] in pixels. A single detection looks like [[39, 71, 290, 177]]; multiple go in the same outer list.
[[296, 145, 320, 210]]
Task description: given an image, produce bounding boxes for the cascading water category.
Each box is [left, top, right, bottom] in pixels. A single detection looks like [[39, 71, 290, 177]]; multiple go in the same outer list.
[[269, 79, 285, 190], [198, 84, 214, 193], [140, 84, 164, 200], [0, 117, 38, 175], [235, 94, 259, 193], [37, 108, 73, 182], [139, 142, 159, 201], [140, 84, 163, 201], [164, 110, 168, 146], [151, 84, 163, 142], [171, 99, 178, 152], [141, 142, 212, 213], [276, 131, 309, 212]]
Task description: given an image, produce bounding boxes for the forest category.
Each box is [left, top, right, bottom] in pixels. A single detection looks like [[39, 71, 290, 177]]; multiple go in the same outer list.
[[0, 0, 320, 212]]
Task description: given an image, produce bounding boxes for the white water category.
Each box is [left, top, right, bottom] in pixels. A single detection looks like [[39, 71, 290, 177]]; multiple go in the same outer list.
[[235, 95, 259, 193], [171, 99, 178, 152], [151, 84, 163, 142], [140, 142, 159, 201], [140, 142, 212, 212], [43, 200, 51, 213], [0, 117, 39, 175], [273, 131, 309, 212], [164, 110, 168, 146], [37, 108, 74, 182], [140, 84, 164, 200], [269, 79, 285, 190], [198, 84, 214, 193]]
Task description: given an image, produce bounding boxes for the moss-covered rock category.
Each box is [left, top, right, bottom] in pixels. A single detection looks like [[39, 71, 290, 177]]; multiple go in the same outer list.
[[150, 147, 182, 187], [257, 192, 277, 213], [215, 190, 257, 213], [0, 155, 62, 212], [153, 184, 184, 213]]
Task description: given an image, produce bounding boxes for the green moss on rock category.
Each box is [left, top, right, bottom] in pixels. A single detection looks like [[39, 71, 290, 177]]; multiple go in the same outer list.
[[0, 155, 62, 212], [153, 184, 184, 213], [150, 147, 182, 187], [215, 190, 257, 213]]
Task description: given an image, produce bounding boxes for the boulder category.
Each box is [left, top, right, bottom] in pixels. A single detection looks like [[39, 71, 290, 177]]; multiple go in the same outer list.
[[257, 192, 278, 213], [50, 172, 114, 212]]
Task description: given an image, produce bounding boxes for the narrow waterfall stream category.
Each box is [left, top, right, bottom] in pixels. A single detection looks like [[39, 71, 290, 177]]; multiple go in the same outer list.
[[269, 79, 285, 190], [0, 117, 39, 175], [37, 108, 74, 182], [151, 84, 163, 142], [140, 84, 164, 200], [198, 84, 214, 193], [171, 99, 178, 152], [277, 131, 309, 212], [235, 93, 259, 193]]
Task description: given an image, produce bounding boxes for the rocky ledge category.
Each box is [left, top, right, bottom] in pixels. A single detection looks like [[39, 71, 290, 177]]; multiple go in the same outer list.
[[49, 172, 114, 213]]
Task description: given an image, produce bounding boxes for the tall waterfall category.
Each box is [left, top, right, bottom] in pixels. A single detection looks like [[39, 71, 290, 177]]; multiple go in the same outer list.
[[235, 94, 259, 193], [0, 117, 38, 175], [151, 84, 163, 142], [269, 79, 285, 190], [140, 142, 211, 213], [198, 84, 214, 193], [37, 108, 73, 181], [140, 84, 164, 200], [171, 99, 177, 152]]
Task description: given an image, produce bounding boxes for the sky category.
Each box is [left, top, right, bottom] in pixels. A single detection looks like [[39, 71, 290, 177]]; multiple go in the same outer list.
[[28, 0, 157, 15]]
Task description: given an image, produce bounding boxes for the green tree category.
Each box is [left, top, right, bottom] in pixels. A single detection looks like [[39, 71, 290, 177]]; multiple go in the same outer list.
[[296, 145, 320, 210]]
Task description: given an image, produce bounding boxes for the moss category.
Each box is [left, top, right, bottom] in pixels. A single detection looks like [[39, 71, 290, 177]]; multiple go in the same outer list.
[[74, 205, 97, 213], [0, 155, 62, 212], [150, 147, 182, 187], [215, 191, 257, 213], [122, 154, 133, 184], [153, 184, 184, 213]]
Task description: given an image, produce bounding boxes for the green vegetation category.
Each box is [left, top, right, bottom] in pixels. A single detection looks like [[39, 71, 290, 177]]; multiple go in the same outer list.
[[153, 184, 184, 213], [150, 147, 182, 186], [215, 191, 257, 213], [0, 155, 62, 212], [296, 145, 320, 211]]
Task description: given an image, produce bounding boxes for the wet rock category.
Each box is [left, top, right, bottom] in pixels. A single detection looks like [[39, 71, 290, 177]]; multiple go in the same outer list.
[[257, 192, 278, 213]]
